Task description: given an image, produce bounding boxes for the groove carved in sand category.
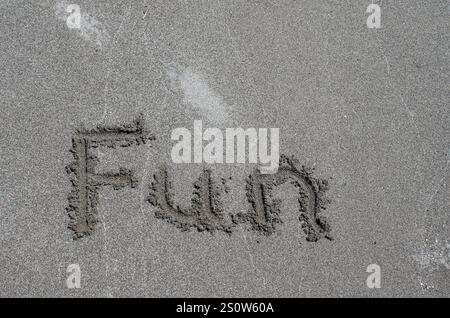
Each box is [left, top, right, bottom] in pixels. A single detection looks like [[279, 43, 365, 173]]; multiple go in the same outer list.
[[148, 168, 234, 233], [235, 155, 332, 241], [66, 115, 155, 239], [148, 155, 332, 241], [66, 118, 332, 241]]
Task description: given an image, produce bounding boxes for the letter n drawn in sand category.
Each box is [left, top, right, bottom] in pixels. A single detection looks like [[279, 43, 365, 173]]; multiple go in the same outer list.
[[233, 155, 333, 241], [66, 115, 154, 239]]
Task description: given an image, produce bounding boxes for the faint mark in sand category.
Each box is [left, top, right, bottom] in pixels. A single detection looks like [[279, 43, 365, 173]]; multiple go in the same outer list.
[[414, 238, 450, 271], [65, 4, 81, 29], [143, 0, 155, 19], [55, 1, 110, 47], [447, 147, 450, 164], [98, 2, 132, 124], [416, 171, 448, 273], [240, 226, 267, 288], [143, 7, 150, 19], [418, 275, 434, 291], [166, 65, 230, 125]]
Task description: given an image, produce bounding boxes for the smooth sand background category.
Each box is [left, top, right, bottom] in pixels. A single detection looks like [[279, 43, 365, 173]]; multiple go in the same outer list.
[[0, 0, 448, 297]]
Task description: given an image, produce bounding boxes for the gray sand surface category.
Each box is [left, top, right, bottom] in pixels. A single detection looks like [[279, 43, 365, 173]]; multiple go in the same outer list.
[[0, 0, 448, 297]]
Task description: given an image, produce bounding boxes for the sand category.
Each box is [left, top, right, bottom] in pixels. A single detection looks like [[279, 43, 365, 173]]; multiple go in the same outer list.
[[0, 0, 448, 297]]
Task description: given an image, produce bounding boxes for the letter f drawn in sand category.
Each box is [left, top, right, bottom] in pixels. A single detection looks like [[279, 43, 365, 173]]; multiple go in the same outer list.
[[66, 115, 155, 239]]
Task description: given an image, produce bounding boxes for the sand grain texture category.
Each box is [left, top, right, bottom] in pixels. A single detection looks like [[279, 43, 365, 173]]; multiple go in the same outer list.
[[0, 0, 448, 297]]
